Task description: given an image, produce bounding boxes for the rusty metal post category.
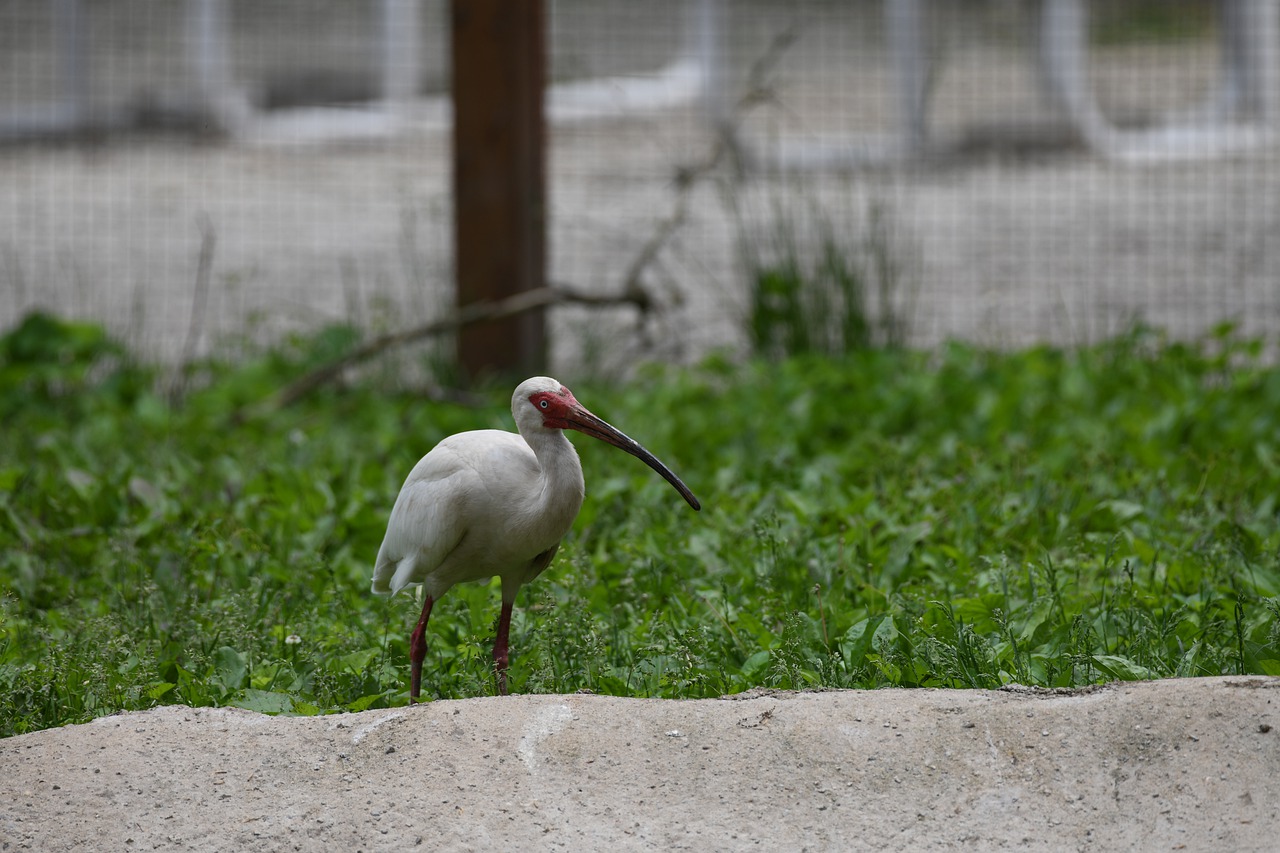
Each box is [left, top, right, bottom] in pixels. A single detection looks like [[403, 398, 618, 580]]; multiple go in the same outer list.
[[451, 0, 547, 379]]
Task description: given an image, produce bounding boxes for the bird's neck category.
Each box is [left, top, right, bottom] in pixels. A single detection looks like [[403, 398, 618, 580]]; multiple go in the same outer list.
[[524, 429, 586, 519]]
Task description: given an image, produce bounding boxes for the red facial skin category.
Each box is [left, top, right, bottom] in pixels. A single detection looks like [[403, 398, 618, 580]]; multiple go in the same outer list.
[[529, 386, 581, 431]]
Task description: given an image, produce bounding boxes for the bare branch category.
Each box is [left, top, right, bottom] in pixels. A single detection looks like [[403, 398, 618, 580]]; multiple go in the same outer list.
[[170, 215, 216, 403], [244, 285, 647, 417], [624, 24, 799, 300]]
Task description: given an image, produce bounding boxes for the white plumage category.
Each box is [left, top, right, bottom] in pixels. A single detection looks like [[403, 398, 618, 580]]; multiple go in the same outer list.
[[373, 376, 700, 701]]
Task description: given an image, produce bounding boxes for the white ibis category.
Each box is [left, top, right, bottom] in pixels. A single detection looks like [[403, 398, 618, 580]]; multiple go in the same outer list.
[[372, 376, 700, 701]]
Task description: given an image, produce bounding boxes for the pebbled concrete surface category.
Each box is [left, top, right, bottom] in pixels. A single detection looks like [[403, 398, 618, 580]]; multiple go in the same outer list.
[[2, 677, 1278, 851]]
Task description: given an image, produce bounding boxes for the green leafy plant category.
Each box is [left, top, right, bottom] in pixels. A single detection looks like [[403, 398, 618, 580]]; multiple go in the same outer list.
[[2, 315, 1278, 737]]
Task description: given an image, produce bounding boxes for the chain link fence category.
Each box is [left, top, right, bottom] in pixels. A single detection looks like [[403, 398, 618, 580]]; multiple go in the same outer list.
[[2, 1, 1277, 368]]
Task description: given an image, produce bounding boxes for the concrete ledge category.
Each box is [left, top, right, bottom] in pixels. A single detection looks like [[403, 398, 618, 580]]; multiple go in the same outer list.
[[2, 677, 1276, 850]]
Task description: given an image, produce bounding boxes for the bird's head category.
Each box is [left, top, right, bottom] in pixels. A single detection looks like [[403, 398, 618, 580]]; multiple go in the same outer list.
[[511, 376, 701, 511], [523, 378, 582, 431], [512, 376, 578, 432]]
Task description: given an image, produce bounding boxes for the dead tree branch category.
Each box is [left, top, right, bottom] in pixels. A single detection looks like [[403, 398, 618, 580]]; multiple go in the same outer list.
[[169, 215, 216, 404], [247, 284, 648, 416], [626, 24, 799, 302]]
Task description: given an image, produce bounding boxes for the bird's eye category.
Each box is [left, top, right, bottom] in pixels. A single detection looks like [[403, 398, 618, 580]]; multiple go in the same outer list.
[[539, 399, 549, 410]]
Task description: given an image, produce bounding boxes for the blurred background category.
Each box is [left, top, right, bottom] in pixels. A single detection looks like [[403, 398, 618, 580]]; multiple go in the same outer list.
[[1, 0, 1277, 374]]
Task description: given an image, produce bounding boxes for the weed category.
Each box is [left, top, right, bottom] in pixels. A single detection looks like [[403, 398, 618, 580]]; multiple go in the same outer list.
[[740, 195, 914, 359]]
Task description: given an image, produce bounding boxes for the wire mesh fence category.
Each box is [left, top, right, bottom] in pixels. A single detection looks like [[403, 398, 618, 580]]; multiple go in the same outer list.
[[1, 0, 1277, 370]]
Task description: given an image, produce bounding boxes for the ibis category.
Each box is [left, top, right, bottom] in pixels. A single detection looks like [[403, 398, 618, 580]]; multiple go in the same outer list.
[[372, 376, 700, 701]]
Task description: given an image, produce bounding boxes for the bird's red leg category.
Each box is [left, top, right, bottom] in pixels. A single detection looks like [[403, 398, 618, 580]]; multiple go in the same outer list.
[[409, 593, 434, 704], [493, 601, 514, 696]]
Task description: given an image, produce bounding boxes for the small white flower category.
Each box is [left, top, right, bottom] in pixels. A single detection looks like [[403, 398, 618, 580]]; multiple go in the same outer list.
[[285, 634, 302, 646]]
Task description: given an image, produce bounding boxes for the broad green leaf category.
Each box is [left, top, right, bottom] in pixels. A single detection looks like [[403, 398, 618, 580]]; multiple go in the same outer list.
[[212, 647, 247, 694], [1090, 654, 1153, 681], [232, 689, 294, 715]]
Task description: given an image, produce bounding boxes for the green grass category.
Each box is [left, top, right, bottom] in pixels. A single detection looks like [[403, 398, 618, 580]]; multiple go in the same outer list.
[[2, 312, 1279, 736]]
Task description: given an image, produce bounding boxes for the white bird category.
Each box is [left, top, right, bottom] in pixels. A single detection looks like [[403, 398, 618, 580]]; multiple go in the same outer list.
[[372, 376, 700, 701]]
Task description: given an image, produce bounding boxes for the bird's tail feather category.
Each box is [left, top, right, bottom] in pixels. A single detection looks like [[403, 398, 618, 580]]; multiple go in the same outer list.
[[371, 550, 416, 596]]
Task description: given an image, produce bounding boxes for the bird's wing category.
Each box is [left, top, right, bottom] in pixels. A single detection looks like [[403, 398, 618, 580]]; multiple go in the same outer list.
[[371, 446, 471, 597], [371, 430, 540, 598]]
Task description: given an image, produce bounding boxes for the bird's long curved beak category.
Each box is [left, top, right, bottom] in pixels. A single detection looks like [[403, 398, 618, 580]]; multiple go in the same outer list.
[[566, 407, 701, 511]]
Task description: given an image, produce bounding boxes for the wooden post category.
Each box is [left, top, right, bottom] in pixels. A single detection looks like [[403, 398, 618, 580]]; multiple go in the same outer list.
[[451, 0, 547, 379]]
